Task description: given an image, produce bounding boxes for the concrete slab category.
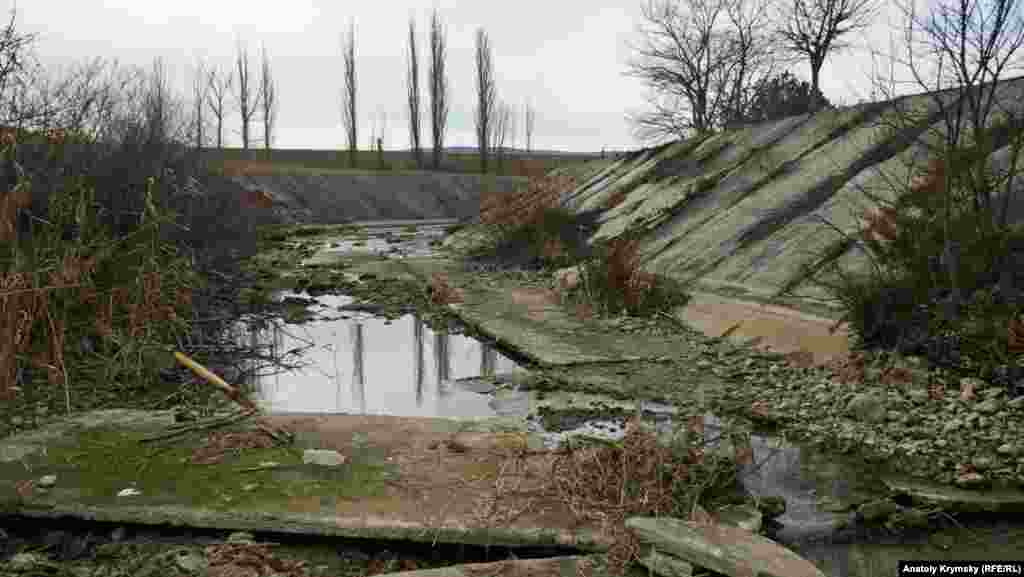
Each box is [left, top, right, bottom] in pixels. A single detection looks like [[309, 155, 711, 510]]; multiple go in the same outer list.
[[394, 258, 691, 366], [0, 410, 613, 551], [374, 556, 604, 577]]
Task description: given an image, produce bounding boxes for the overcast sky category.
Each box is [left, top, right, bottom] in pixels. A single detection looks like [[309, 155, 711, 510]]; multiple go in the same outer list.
[[15, 0, 914, 152]]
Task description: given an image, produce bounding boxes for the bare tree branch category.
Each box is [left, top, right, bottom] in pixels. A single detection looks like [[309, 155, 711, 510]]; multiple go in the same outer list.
[[406, 16, 422, 168], [776, 0, 877, 107], [475, 27, 496, 173], [626, 0, 776, 141], [524, 101, 535, 153], [429, 9, 449, 169], [341, 21, 357, 167], [234, 42, 260, 150], [258, 43, 277, 151], [191, 59, 208, 151], [205, 67, 231, 149]]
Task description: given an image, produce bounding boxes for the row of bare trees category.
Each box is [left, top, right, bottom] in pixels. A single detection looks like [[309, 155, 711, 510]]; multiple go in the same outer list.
[[342, 11, 538, 173], [473, 28, 533, 173], [627, 0, 877, 141], [191, 42, 278, 152]]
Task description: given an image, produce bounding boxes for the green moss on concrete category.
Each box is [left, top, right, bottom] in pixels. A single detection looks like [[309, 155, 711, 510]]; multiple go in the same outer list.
[[2, 425, 395, 513]]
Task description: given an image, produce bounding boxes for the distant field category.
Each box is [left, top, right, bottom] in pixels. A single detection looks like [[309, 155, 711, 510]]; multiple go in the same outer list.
[[200, 147, 603, 178]]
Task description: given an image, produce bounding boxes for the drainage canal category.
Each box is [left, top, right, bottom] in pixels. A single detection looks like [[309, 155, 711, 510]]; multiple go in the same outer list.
[[224, 219, 1024, 576]]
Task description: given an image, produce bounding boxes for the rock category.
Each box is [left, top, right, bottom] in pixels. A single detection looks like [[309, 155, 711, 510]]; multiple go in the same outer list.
[[972, 456, 995, 471], [857, 499, 900, 523], [714, 505, 763, 533], [37, 474, 57, 487], [638, 548, 695, 577], [626, 516, 826, 577], [976, 398, 1003, 414], [955, 471, 989, 489], [226, 531, 256, 544], [8, 552, 48, 571], [997, 443, 1018, 456], [173, 551, 208, 575], [845, 392, 887, 423], [886, 508, 931, 531], [302, 449, 346, 467], [554, 266, 581, 292]]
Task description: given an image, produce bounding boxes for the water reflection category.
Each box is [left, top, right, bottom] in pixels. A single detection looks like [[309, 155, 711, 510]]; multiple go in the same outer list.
[[246, 292, 522, 416]]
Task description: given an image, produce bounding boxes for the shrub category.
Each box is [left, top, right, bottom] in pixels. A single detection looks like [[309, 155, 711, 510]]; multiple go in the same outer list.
[[570, 234, 691, 317], [789, 146, 1024, 385]]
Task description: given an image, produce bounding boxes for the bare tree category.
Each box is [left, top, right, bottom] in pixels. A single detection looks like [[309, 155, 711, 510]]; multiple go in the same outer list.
[[428, 9, 449, 169], [626, 0, 767, 141], [341, 20, 357, 167], [524, 101, 535, 153], [722, 0, 778, 126], [776, 0, 877, 109], [258, 43, 277, 151], [490, 100, 512, 172], [406, 16, 422, 168], [234, 42, 260, 150], [0, 6, 37, 126], [191, 59, 207, 151], [144, 58, 182, 147], [474, 28, 496, 173], [506, 103, 517, 155], [205, 67, 231, 149]]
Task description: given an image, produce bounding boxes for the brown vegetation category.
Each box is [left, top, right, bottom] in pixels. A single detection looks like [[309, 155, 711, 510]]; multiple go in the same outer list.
[[603, 188, 629, 210], [428, 272, 464, 305], [479, 173, 576, 229], [0, 187, 32, 243]]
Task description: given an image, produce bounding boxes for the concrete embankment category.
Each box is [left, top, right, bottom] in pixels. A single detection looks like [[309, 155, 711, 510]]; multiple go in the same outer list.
[[556, 78, 1024, 320], [225, 171, 528, 224]]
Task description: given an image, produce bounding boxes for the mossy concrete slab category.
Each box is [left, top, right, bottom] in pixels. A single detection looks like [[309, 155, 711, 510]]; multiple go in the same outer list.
[[0, 410, 614, 551], [394, 259, 695, 366], [883, 476, 1024, 513], [374, 555, 606, 577]]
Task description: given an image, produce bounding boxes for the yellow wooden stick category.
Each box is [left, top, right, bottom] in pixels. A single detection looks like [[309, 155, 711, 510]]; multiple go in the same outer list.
[[173, 351, 257, 411]]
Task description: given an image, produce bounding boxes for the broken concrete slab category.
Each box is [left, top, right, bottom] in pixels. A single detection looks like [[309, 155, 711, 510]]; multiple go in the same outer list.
[[392, 258, 697, 366], [0, 410, 614, 551], [374, 556, 603, 577], [637, 549, 695, 577], [883, 476, 1024, 513], [626, 517, 825, 577]]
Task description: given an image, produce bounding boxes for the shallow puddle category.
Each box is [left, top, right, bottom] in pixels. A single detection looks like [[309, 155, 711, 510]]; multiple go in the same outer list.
[[241, 291, 526, 417], [316, 218, 456, 259]]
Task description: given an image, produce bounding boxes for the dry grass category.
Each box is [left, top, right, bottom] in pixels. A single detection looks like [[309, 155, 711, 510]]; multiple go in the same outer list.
[[428, 272, 464, 305], [603, 188, 629, 211], [479, 173, 577, 230], [0, 180, 196, 405], [0, 187, 32, 243], [569, 236, 683, 317], [476, 417, 741, 576]]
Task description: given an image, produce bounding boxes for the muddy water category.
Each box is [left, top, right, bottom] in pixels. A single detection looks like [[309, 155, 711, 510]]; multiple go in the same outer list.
[[318, 218, 457, 259]]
